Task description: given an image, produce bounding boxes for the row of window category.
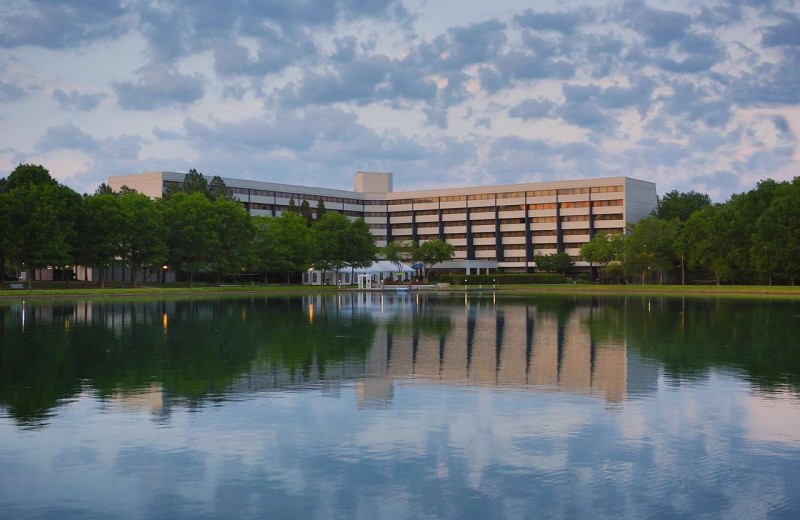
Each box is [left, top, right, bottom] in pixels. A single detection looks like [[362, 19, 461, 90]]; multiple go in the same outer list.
[[385, 186, 623, 205], [389, 199, 623, 214]]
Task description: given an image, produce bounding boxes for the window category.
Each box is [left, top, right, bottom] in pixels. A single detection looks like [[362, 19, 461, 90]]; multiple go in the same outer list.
[[468, 193, 495, 200], [561, 215, 589, 222], [527, 189, 557, 197], [441, 194, 467, 202], [561, 201, 590, 208], [529, 203, 557, 210], [497, 191, 526, 199], [531, 216, 557, 223], [592, 185, 623, 193], [592, 199, 623, 207], [593, 214, 623, 221], [557, 187, 590, 195]]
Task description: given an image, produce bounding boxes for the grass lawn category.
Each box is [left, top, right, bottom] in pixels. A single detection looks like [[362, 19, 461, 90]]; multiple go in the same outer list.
[[2, 281, 799, 300], [0, 281, 340, 299]]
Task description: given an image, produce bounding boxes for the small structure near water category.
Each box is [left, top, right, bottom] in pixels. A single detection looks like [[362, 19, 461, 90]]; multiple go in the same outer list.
[[302, 261, 415, 286]]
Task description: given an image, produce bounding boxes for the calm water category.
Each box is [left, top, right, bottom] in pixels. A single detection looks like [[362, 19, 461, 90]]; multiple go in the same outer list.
[[1, 293, 800, 519]]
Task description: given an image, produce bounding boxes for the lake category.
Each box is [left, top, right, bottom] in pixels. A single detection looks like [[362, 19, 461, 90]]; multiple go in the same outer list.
[[1, 293, 799, 519]]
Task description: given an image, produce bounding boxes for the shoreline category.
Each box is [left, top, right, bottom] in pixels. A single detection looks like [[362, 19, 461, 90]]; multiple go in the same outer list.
[[2, 283, 799, 300]]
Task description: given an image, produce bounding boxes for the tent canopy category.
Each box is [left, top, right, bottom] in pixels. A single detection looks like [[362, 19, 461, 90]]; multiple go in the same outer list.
[[349, 261, 414, 274]]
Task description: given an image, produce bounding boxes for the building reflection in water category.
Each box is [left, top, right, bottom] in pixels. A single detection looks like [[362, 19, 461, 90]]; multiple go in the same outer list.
[[0, 293, 659, 421], [297, 292, 658, 406]]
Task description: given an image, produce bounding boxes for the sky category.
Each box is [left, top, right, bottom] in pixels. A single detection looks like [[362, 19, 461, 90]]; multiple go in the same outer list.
[[0, 0, 798, 200]]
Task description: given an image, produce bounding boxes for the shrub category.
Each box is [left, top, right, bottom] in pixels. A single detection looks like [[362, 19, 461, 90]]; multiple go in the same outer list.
[[438, 273, 570, 285]]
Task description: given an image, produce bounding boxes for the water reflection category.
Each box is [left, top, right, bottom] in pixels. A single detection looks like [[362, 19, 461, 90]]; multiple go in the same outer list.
[[2, 294, 800, 519], [1, 293, 798, 425]]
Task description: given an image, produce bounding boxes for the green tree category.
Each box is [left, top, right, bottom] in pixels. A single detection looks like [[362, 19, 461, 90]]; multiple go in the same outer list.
[[626, 217, 678, 284], [313, 212, 351, 284], [580, 233, 621, 283], [752, 182, 800, 285], [315, 200, 327, 221], [653, 190, 711, 222], [211, 200, 254, 282], [299, 200, 314, 226], [534, 252, 573, 275], [182, 168, 208, 196], [75, 194, 125, 288], [413, 239, 455, 282], [208, 175, 234, 201], [6, 183, 78, 288], [286, 199, 299, 213], [342, 218, 377, 282], [119, 192, 167, 286], [0, 191, 12, 285], [162, 192, 220, 287], [382, 240, 415, 277], [5, 163, 57, 191], [682, 205, 735, 285], [253, 212, 317, 283], [93, 183, 115, 196]]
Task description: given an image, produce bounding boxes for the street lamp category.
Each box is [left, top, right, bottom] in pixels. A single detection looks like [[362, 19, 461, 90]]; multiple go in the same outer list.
[[162, 265, 168, 286]]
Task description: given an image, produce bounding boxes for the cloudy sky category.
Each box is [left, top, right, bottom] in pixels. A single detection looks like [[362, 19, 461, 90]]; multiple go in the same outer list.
[[1, 0, 798, 199]]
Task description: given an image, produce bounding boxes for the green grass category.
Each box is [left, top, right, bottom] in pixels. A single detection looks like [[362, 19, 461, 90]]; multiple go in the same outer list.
[[3, 281, 799, 301], [449, 283, 800, 299], [0, 282, 340, 300]]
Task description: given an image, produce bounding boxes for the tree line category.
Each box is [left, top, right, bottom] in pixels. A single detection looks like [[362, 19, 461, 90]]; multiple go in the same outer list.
[[580, 178, 800, 285], [0, 165, 379, 288]]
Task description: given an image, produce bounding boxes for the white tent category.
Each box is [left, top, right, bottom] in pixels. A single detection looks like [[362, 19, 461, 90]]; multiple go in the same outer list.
[[303, 261, 415, 286]]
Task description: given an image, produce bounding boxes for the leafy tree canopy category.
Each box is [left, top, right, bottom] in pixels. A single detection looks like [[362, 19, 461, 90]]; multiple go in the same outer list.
[[653, 190, 711, 222]]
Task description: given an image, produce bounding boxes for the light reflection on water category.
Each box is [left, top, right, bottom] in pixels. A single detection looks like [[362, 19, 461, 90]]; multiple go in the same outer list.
[[1, 293, 799, 519]]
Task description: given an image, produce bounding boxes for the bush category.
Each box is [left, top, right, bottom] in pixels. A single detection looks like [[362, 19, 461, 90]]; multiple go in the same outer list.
[[439, 273, 570, 285]]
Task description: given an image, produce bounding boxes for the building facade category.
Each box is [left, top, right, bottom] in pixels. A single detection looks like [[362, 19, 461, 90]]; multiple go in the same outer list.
[[108, 171, 657, 273]]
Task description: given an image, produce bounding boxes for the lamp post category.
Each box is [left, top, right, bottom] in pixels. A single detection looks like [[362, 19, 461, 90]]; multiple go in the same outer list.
[[162, 265, 168, 286], [64, 265, 70, 288]]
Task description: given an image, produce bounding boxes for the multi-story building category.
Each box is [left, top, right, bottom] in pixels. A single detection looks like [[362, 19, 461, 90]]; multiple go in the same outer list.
[[108, 171, 656, 273]]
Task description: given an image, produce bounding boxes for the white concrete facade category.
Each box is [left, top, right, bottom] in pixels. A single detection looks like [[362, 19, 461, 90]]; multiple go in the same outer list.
[[108, 171, 657, 272]]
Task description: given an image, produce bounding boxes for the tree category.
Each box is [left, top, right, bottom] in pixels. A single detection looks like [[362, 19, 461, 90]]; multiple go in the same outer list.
[[75, 194, 125, 288], [682, 205, 734, 285], [0, 191, 12, 285], [382, 240, 415, 277], [211, 199, 254, 282], [286, 199, 299, 213], [413, 239, 455, 282], [94, 183, 115, 196], [253, 212, 317, 283], [5, 182, 79, 288], [208, 175, 233, 201], [162, 192, 220, 287], [580, 233, 620, 283], [342, 218, 377, 281], [315, 200, 327, 221], [5, 163, 57, 191], [299, 200, 314, 226], [182, 168, 208, 196], [313, 212, 350, 283], [119, 192, 167, 286], [653, 190, 711, 222], [626, 217, 678, 284], [534, 252, 573, 275], [752, 183, 800, 285]]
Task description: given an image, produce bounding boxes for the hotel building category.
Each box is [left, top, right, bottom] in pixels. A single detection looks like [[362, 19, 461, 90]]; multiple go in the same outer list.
[[108, 171, 656, 273]]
